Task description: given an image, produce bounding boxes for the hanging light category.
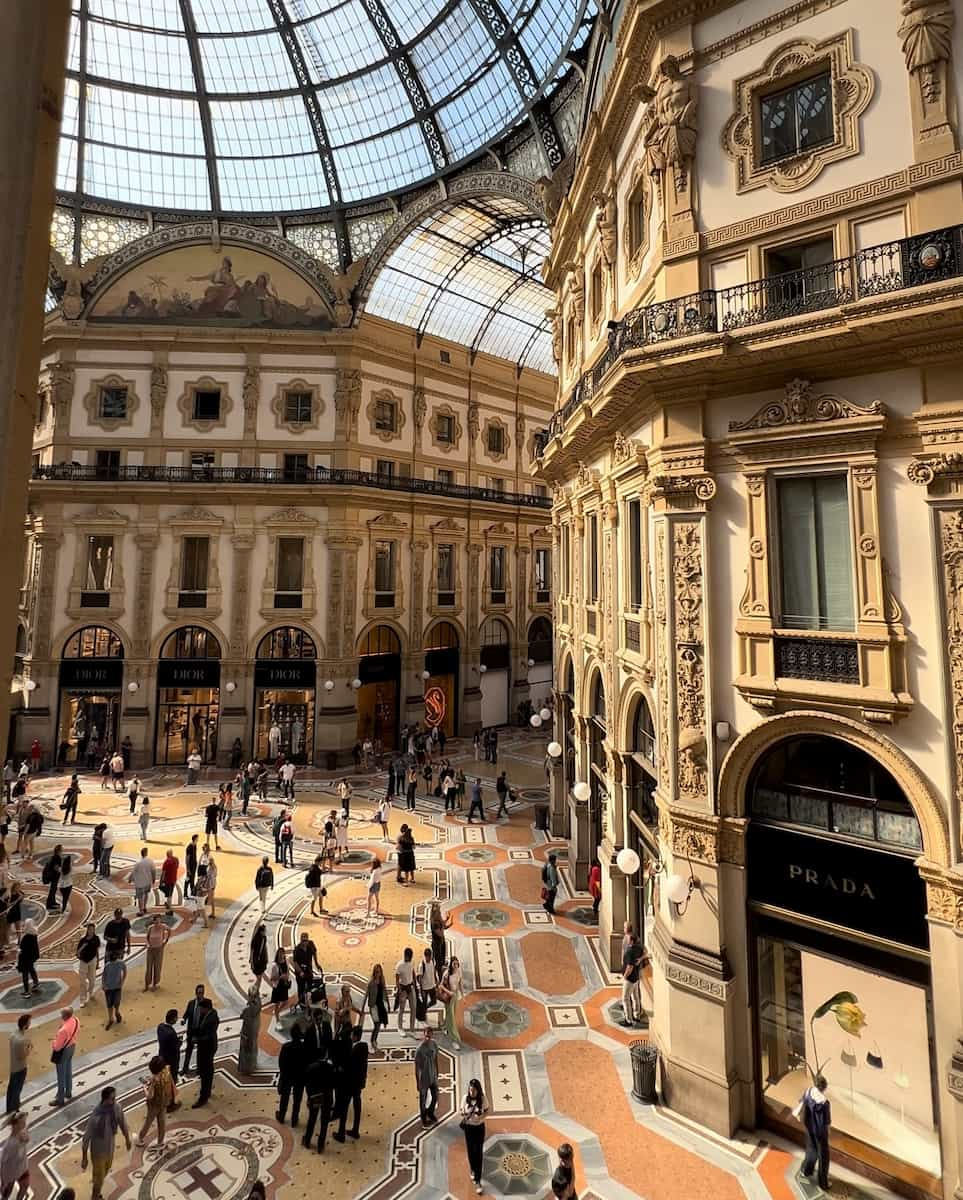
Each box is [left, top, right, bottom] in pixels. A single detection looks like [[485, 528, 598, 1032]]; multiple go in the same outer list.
[[665, 872, 696, 914], [546, 741, 562, 758], [324, 679, 335, 692], [351, 678, 362, 690], [25, 680, 37, 692], [616, 847, 641, 876], [530, 714, 542, 728], [539, 707, 551, 721], [573, 780, 591, 802]]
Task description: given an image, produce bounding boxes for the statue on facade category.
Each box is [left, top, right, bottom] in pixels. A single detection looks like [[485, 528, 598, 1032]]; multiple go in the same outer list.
[[320, 259, 367, 328], [238, 986, 263, 1074], [643, 56, 698, 190], [898, 0, 954, 101], [49, 249, 106, 321], [594, 192, 617, 270]]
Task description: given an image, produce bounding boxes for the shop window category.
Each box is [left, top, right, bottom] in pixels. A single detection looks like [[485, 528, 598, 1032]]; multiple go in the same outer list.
[[374, 540, 396, 608], [256, 627, 316, 659], [489, 477, 505, 495], [627, 498, 643, 611], [436, 414, 455, 444], [534, 547, 550, 603], [628, 695, 658, 826], [179, 536, 210, 609], [63, 626, 123, 658], [98, 385, 128, 421], [489, 546, 506, 605], [160, 626, 220, 659], [436, 544, 455, 606], [589, 673, 606, 849], [283, 390, 313, 424], [192, 388, 221, 422], [776, 475, 854, 632], [81, 535, 114, 608], [480, 616, 510, 670], [487, 424, 504, 456], [282, 453, 309, 482], [94, 449, 120, 480], [759, 71, 833, 165], [275, 537, 304, 608], [374, 398, 398, 434]]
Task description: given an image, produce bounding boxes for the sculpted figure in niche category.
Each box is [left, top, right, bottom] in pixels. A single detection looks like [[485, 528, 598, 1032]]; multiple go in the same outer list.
[[594, 193, 617, 270], [898, 0, 954, 99], [643, 56, 698, 189], [321, 259, 366, 328]]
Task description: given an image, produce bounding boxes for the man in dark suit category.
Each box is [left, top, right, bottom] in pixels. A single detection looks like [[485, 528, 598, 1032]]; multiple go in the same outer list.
[[157, 1008, 182, 1102], [192, 998, 219, 1107], [184, 835, 199, 898], [302, 1050, 335, 1153], [333, 1026, 369, 1141], [180, 984, 205, 1074]]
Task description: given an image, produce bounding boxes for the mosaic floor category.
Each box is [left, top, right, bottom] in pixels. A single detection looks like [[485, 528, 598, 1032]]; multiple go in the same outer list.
[[2, 734, 903, 1200]]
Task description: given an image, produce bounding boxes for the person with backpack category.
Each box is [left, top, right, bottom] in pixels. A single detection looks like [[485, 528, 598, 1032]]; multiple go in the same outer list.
[[305, 856, 327, 917], [795, 1075, 832, 1190], [542, 853, 559, 915], [279, 814, 295, 868], [551, 1143, 577, 1200], [254, 857, 274, 914], [203, 797, 221, 852]]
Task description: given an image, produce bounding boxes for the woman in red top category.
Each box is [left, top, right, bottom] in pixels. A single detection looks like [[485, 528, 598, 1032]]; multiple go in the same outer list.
[[588, 859, 602, 918]]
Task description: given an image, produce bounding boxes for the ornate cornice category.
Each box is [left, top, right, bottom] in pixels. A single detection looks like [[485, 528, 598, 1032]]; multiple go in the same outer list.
[[729, 378, 882, 432]]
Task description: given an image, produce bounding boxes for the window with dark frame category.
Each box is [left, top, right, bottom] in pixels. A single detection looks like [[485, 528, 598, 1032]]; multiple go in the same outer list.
[[588, 513, 599, 603], [374, 540, 396, 607], [374, 398, 397, 433], [776, 474, 855, 632], [627, 498, 643, 610], [437, 468, 454, 486], [628, 185, 646, 258], [436, 413, 455, 443], [375, 459, 395, 479], [590, 258, 603, 321], [275, 537, 305, 608], [192, 388, 221, 422], [437, 544, 454, 606], [282, 453, 309, 481], [759, 70, 833, 165], [98, 385, 128, 420], [94, 449, 120, 480], [283, 390, 313, 424], [487, 424, 504, 455], [190, 451, 215, 472], [534, 547, 550, 603], [179, 536, 210, 608], [81, 535, 114, 607], [489, 545, 506, 604]]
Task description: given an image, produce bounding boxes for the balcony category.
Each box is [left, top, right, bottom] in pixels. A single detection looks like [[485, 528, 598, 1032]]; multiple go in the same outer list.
[[534, 224, 963, 457], [31, 463, 551, 510], [774, 635, 859, 686]]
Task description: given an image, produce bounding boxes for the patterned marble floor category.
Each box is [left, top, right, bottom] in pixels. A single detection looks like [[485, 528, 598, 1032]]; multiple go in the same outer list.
[[0, 733, 904, 1200]]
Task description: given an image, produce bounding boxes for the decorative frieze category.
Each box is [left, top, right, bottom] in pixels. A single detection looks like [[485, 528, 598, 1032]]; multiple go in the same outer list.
[[673, 522, 708, 805]]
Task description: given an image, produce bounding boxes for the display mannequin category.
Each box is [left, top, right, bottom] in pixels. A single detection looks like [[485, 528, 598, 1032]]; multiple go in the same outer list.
[[268, 721, 281, 758], [291, 717, 303, 757]]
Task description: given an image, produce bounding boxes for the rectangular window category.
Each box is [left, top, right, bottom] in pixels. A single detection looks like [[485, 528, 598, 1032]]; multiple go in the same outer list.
[[81, 535, 114, 607], [436, 414, 455, 444], [374, 540, 396, 606], [534, 547, 550, 603], [566, 314, 577, 364], [628, 188, 646, 258], [282, 453, 309, 482], [437, 468, 453, 486], [627, 498, 642, 610], [490, 546, 506, 604], [765, 236, 837, 310], [94, 449, 120, 480], [759, 71, 833, 165], [190, 451, 215, 472], [375, 459, 395, 479], [284, 390, 312, 424], [777, 475, 854, 631], [275, 537, 304, 608], [374, 399, 397, 433], [533, 483, 548, 499], [192, 388, 221, 422], [490, 476, 505, 495], [590, 259, 603, 322], [487, 424, 504, 455], [588, 514, 599, 604], [179, 536, 209, 608], [98, 385, 128, 420], [562, 524, 571, 594], [437, 544, 454, 605]]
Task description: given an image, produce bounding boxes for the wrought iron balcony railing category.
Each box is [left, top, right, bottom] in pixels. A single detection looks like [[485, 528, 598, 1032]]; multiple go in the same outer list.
[[534, 223, 963, 457], [31, 463, 552, 510], [774, 635, 860, 686]]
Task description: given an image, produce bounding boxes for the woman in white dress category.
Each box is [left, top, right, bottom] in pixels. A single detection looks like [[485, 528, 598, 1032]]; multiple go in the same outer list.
[[335, 809, 349, 863]]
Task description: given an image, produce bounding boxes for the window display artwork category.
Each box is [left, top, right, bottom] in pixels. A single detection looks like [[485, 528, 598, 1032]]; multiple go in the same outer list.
[[757, 937, 939, 1176]]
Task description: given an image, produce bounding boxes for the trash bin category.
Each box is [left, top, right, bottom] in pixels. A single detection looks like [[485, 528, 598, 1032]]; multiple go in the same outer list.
[[630, 1040, 658, 1103], [535, 803, 549, 831]]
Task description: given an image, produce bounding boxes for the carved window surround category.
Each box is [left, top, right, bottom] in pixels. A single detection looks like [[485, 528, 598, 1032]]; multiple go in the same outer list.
[[82, 374, 141, 432], [259, 507, 318, 620], [362, 513, 407, 620], [270, 378, 324, 435], [621, 158, 653, 281], [66, 508, 128, 620], [482, 415, 511, 464], [427, 519, 464, 615], [366, 389, 406, 443], [429, 403, 463, 454], [162, 508, 224, 621], [727, 381, 910, 722], [722, 31, 875, 195], [482, 522, 512, 613], [176, 376, 234, 433]]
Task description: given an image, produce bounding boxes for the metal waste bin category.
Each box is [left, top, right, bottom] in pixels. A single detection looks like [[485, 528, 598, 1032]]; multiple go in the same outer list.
[[630, 1040, 658, 1103], [535, 803, 549, 831]]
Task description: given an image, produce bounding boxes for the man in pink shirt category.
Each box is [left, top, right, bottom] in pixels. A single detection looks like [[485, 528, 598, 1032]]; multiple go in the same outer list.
[[50, 1007, 80, 1107]]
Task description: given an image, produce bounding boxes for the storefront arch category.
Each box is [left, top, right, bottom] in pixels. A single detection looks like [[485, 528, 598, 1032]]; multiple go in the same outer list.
[[588, 670, 607, 853], [423, 620, 460, 737], [56, 624, 126, 767], [59, 622, 127, 660], [356, 623, 404, 750], [155, 625, 222, 765], [480, 616, 512, 727], [718, 711, 949, 868], [252, 626, 317, 764]]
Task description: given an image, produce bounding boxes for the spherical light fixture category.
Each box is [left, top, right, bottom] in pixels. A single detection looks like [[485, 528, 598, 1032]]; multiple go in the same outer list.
[[421, 669, 431, 681], [547, 741, 562, 758], [225, 681, 236, 694], [572, 780, 591, 803], [616, 847, 641, 876], [25, 679, 37, 692], [539, 707, 551, 721], [530, 714, 542, 728], [126, 681, 139, 694], [351, 678, 362, 690], [324, 679, 335, 692], [527, 658, 535, 668], [479, 664, 487, 674], [665, 873, 692, 906]]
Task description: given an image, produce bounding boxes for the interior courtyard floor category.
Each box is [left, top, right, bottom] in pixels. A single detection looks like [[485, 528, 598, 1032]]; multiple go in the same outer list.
[[1, 732, 908, 1200]]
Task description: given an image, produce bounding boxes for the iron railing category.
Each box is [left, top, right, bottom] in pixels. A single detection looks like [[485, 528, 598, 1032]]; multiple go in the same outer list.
[[774, 635, 860, 685], [534, 222, 963, 456], [31, 463, 552, 510]]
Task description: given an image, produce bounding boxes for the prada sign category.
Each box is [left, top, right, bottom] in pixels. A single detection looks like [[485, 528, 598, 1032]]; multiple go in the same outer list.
[[748, 823, 928, 951]]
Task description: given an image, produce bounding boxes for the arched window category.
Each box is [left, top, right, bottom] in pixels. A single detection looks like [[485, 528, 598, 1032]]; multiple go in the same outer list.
[[256, 627, 316, 659], [559, 659, 576, 806], [63, 626, 123, 658], [749, 735, 922, 852], [425, 621, 459, 650], [358, 625, 401, 657], [160, 626, 220, 659], [480, 617, 511, 670], [632, 695, 655, 763], [629, 695, 658, 831], [528, 616, 552, 664]]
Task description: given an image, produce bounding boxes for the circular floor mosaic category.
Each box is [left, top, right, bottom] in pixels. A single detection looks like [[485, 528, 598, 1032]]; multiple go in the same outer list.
[[482, 1136, 552, 1195], [462, 906, 510, 930], [452, 847, 497, 864], [466, 997, 530, 1038]]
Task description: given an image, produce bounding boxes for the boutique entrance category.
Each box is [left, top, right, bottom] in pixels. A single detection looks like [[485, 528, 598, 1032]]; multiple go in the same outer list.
[[253, 627, 316, 764], [356, 625, 401, 750], [155, 626, 221, 765], [423, 621, 459, 738], [56, 626, 124, 767], [746, 734, 939, 1195]]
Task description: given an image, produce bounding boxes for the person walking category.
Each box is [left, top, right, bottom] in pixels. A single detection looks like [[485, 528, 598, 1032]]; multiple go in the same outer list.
[[269, 948, 292, 1028], [58, 854, 75, 913], [204, 855, 219, 920], [109, 750, 125, 791], [180, 984, 206, 1074], [157, 1009, 181, 1092], [374, 795, 390, 840], [335, 809, 349, 863], [102, 951, 127, 1029], [131, 847, 155, 916], [50, 1007, 80, 1107], [98, 825, 114, 878], [136, 1056, 175, 1149], [240, 771, 253, 816], [16, 918, 40, 997], [405, 765, 417, 812], [366, 858, 382, 916], [439, 956, 464, 1049], [337, 777, 352, 817], [126, 775, 140, 816], [796, 1075, 832, 1190], [551, 1143, 577, 1200], [281, 759, 296, 801], [588, 858, 602, 918], [184, 834, 199, 899], [279, 813, 295, 868], [302, 1049, 336, 1153], [5, 1014, 31, 1114], [221, 786, 234, 831], [204, 798, 221, 852], [429, 902, 452, 972], [81, 1086, 131, 1200], [362, 963, 389, 1048], [0, 1113, 30, 1200], [186, 749, 201, 785], [292, 931, 322, 1010], [460, 1078, 489, 1193], [456, 767, 466, 810], [6, 883, 24, 943], [333, 1025, 368, 1142], [42, 844, 63, 911], [250, 922, 269, 991], [276, 1025, 306, 1128], [192, 998, 219, 1107], [254, 856, 274, 915], [160, 849, 181, 912], [396, 947, 416, 1034], [417, 948, 438, 1011], [495, 771, 511, 819], [414, 1027, 439, 1126], [397, 824, 416, 884], [542, 853, 559, 914], [144, 915, 170, 991], [62, 774, 81, 824], [76, 923, 100, 1008], [467, 778, 485, 823], [305, 856, 327, 917], [136, 795, 151, 842], [103, 908, 131, 959]]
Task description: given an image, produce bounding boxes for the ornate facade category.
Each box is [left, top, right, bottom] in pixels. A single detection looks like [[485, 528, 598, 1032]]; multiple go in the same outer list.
[[536, 0, 963, 1196]]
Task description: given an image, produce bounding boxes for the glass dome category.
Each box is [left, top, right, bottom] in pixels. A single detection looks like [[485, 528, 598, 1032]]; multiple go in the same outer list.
[[59, 0, 588, 215]]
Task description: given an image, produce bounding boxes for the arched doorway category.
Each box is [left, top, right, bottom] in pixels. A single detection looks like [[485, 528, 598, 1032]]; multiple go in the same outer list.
[[626, 693, 658, 945], [527, 616, 553, 706], [746, 734, 938, 1190], [480, 617, 511, 727], [588, 672, 606, 854], [253, 627, 316, 764], [58, 626, 124, 767], [155, 626, 221, 765], [424, 621, 459, 738], [357, 625, 401, 751]]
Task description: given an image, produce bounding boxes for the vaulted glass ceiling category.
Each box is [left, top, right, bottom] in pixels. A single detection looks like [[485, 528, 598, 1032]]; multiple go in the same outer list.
[[366, 196, 555, 374], [60, 0, 587, 215]]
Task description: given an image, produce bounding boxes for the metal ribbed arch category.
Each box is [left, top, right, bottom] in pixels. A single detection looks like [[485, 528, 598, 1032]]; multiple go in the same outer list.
[[469, 265, 541, 363]]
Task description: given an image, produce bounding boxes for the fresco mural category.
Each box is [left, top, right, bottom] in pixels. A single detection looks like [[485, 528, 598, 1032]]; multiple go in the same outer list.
[[88, 245, 333, 328]]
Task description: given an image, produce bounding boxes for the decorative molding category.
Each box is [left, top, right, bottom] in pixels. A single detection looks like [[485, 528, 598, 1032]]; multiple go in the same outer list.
[[482, 415, 511, 463], [366, 388, 406, 443], [729, 377, 882, 432], [898, 0, 957, 158], [413, 386, 427, 433], [265, 506, 317, 526], [81, 373, 141, 431], [621, 158, 652, 281], [175, 375, 233, 433], [692, 0, 850, 69], [334, 369, 362, 440], [673, 522, 708, 805], [269, 377, 323, 435], [429, 403, 463, 454]]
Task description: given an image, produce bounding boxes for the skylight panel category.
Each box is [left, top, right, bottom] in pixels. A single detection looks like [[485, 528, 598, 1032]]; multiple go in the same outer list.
[[366, 264, 437, 326], [437, 60, 519, 160], [217, 153, 330, 211], [200, 32, 299, 94], [56, 137, 78, 192], [86, 87, 205, 156], [190, 0, 276, 33], [84, 143, 210, 209], [408, 3, 493, 107], [423, 289, 489, 344], [389, 0, 449, 45], [322, 65, 416, 147], [210, 96, 318, 157], [85, 20, 196, 90], [61, 79, 80, 140], [519, 1, 574, 78], [87, 0, 184, 31], [295, 6, 388, 82], [333, 124, 432, 200]]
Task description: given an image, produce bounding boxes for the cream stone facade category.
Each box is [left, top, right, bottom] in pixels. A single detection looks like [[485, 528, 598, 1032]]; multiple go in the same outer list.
[[535, 1, 963, 1197], [14, 229, 554, 770]]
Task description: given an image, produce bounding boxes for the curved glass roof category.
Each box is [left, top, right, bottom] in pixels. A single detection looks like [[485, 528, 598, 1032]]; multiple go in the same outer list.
[[59, 0, 587, 215], [366, 196, 554, 373]]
